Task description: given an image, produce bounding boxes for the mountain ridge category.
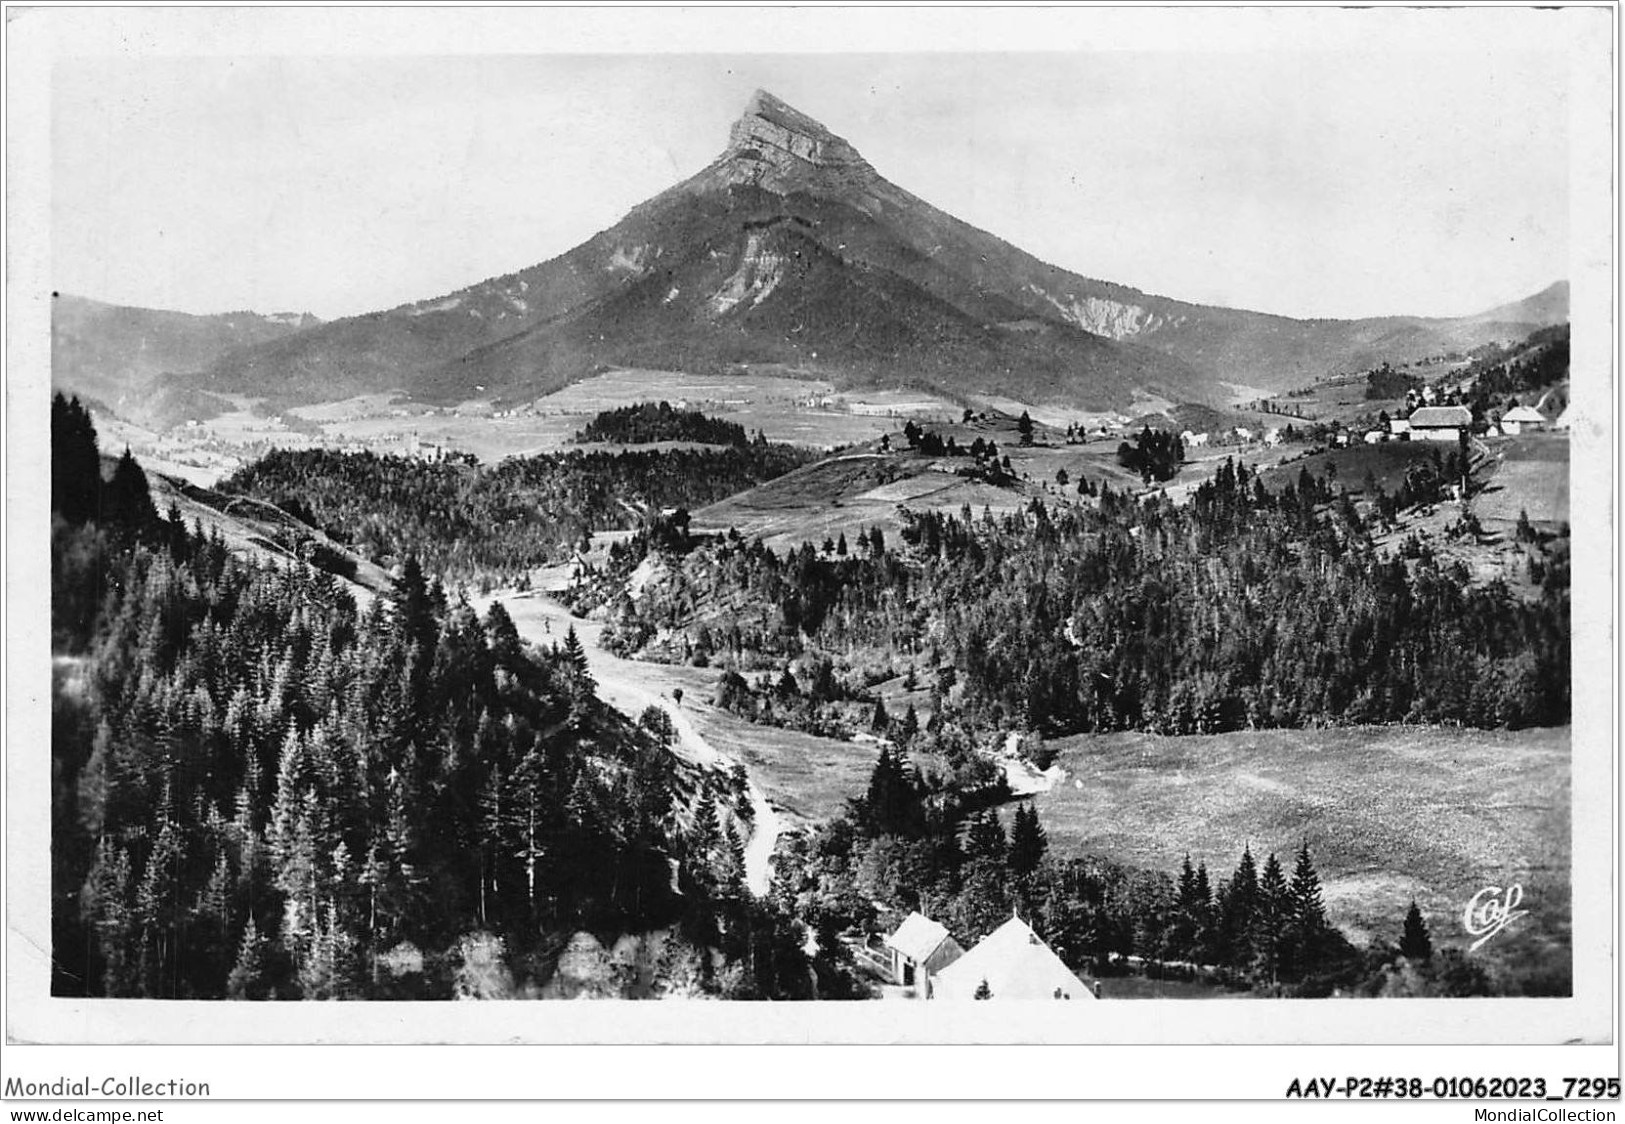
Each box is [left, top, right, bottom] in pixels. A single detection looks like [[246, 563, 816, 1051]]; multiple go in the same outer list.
[[61, 91, 1568, 414]]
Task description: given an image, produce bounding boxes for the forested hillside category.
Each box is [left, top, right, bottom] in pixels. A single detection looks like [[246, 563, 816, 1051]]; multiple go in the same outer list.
[[576, 401, 754, 446], [581, 456, 1569, 744], [1454, 323, 1570, 409], [218, 444, 820, 587], [50, 395, 822, 999]]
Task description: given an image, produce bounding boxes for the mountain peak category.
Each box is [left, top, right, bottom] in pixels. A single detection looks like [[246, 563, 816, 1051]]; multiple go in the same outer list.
[[736, 89, 836, 141], [719, 89, 874, 194]]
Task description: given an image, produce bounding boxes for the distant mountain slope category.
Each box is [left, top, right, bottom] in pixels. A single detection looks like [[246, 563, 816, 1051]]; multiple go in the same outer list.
[[432, 205, 1196, 408], [113, 90, 1564, 413], [1457, 281, 1569, 328], [52, 293, 320, 424], [196, 92, 1208, 412]]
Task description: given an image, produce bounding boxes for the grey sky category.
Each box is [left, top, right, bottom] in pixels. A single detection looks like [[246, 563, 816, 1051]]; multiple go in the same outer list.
[[51, 28, 1575, 322]]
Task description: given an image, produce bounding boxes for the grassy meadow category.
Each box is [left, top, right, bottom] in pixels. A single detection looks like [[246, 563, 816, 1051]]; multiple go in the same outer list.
[[1015, 724, 1570, 991], [1474, 433, 1570, 528]]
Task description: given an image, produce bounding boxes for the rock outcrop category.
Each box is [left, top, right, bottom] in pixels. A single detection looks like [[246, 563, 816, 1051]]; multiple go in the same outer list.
[[690, 89, 884, 205]]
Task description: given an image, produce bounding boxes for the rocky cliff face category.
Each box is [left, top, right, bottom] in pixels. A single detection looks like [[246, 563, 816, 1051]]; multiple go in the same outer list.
[[692, 90, 885, 205], [728, 90, 866, 170], [709, 228, 788, 316], [1025, 286, 1177, 340]]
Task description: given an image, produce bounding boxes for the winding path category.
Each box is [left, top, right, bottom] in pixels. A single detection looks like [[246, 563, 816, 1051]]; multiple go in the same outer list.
[[477, 583, 783, 896]]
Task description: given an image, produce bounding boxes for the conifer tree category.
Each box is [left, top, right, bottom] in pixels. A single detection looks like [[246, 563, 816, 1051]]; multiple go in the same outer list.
[[966, 810, 1007, 864], [870, 697, 890, 734], [860, 742, 916, 837], [81, 836, 136, 996], [135, 818, 183, 996], [106, 447, 158, 533], [692, 786, 722, 855], [394, 555, 437, 657], [1287, 841, 1327, 978], [226, 916, 272, 1000], [194, 850, 234, 990], [483, 601, 523, 668], [1253, 852, 1289, 987], [1178, 853, 1196, 903], [563, 625, 591, 676], [52, 393, 102, 525], [1008, 803, 1047, 878], [1400, 900, 1433, 961], [897, 703, 920, 745], [1173, 853, 1201, 962], [1219, 845, 1259, 972], [1191, 861, 1214, 963], [721, 821, 748, 896]]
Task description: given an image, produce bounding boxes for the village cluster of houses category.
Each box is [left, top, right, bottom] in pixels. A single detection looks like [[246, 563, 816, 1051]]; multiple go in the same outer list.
[[1361, 399, 1571, 447], [1178, 426, 1284, 450], [865, 911, 1100, 1001], [1167, 397, 1572, 455]]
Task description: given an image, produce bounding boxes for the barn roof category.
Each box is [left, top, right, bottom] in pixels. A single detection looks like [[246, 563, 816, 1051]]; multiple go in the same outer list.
[[1502, 405, 1547, 424], [885, 912, 953, 964], [932, 916, 1095, 1000], [1408, 405, 1473, 427]]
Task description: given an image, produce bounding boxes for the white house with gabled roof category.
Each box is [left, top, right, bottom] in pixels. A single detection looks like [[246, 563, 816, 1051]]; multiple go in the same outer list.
[[1500, 405, 1547, 435], [1407, 405, 1473, 443], [883, 912, 965, 996], [931, 914, 1097, 1001]]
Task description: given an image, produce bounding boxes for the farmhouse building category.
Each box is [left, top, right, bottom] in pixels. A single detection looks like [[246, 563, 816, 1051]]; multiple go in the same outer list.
[[883, 912, 965, 996], [1407, 405, 1472, 443], [931, 915, 1096, 1001], [1500, 405, 1547, 435]]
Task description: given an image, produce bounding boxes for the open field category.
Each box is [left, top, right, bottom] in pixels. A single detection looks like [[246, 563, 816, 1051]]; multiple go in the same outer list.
[[689, 411, 1322, 554], [91, 365, 957, 482], [333, 412, 579, 461], [1017, 725, 1569, 983], [689, 711, 878, 824], [530, 367, 955, 451], [1258, 439, 1443, 496], [1474, 433, 1570, 527], [1259, 366, 1447, 426], [691, 450, 1033, 554], [306, 368, 960, 459]]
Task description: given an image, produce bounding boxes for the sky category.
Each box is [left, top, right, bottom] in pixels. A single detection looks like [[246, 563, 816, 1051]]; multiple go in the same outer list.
[[50, 27, 1575, 323]]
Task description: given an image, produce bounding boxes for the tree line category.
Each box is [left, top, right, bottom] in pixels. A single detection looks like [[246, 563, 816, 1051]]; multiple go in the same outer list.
[[1115, 426, 1185, 483], [51, 397, 826, 999], [217, 443, 820, 588], [575, 401, 760, 447]]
